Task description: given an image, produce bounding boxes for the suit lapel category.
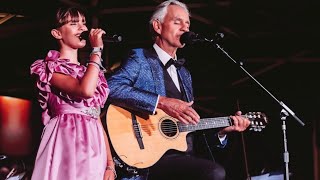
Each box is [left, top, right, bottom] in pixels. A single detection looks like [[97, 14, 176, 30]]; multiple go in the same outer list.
[[144, 48, 166, 96], [177, 68, 192, 102]]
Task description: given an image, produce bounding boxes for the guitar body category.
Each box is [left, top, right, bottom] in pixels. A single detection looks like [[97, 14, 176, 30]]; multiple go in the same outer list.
[[106, 104, 189, 169], [106, 104, 267, 169]]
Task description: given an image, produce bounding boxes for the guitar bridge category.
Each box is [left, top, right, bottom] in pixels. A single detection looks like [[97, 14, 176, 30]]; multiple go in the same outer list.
[[131, 113, 144, 149]]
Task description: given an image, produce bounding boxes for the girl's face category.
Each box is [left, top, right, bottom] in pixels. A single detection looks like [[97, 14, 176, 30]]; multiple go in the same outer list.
[[56, 12, 88, 49]]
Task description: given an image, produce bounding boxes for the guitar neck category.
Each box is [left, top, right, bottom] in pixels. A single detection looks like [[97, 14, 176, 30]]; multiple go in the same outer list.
[[178, 116, 232, 132]]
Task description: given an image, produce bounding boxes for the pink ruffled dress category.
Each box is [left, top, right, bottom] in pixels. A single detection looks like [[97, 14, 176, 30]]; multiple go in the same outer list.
[[30, 50, 109, 180]]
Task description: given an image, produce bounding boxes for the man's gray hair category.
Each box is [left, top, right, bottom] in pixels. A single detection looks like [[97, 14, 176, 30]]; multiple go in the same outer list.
[[149, 0, 190, 38]]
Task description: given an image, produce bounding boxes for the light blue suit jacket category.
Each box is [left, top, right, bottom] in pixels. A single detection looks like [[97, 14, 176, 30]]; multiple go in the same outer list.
[[107, 48, 193, 114]]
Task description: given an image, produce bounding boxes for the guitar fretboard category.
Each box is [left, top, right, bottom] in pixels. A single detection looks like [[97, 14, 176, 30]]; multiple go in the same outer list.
[[178, 117, 232, 132]]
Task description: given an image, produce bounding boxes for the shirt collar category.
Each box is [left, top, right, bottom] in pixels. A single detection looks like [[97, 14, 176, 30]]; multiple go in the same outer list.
[[153, 43, 177, 66]]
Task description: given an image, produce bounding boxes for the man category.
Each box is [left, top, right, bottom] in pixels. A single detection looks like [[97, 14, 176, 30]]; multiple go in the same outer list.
[[107, 1, 250, 179]]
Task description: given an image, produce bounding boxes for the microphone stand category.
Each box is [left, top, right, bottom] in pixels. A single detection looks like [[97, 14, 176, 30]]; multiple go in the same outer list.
[[206, 38, 305, 180]]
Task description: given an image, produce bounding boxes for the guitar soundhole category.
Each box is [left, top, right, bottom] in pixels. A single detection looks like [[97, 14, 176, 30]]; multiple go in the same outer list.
[[160, 119, 178, 138]]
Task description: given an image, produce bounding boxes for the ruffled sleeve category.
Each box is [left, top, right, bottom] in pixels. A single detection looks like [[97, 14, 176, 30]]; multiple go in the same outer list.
[[31, 50, 71, 124], [30, 50, 77, 95], [30, 50, 109, 125]]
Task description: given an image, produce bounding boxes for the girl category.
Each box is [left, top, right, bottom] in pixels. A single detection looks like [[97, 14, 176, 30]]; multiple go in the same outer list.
[[30, 6, 116, 180]]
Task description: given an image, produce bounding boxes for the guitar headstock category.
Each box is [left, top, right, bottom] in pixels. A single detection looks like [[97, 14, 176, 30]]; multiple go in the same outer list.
[[245, 112, 268, 132]]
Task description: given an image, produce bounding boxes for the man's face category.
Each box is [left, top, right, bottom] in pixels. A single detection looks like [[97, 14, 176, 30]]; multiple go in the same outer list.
[[156, 5, 190, 49]]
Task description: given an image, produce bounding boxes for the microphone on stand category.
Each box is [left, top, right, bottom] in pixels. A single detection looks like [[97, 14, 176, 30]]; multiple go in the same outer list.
[[80, 31, 122, 43], [180, 31, 224, 45]]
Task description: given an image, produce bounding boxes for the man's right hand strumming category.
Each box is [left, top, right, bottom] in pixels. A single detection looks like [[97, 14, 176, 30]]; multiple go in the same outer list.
[[157, 96, 200, 125]]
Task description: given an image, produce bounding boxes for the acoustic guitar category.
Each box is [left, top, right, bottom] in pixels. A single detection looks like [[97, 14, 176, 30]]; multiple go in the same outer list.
[[106, 104, 267, 169]]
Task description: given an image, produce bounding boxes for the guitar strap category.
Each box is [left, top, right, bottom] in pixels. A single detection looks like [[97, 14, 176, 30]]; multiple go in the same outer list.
[[131, 113, 145, 149]]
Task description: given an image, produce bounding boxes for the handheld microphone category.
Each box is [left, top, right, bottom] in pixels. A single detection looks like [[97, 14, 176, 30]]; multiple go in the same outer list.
[[80, 31, 122, 43], [180, 31, 224, 45]]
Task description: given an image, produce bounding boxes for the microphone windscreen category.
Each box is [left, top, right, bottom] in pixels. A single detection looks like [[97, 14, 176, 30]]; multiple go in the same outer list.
[[80, 31, 89, 40], [180, 31, 196, 45]]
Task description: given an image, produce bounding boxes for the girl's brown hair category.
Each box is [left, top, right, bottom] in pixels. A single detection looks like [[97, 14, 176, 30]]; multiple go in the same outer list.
[[54, 6, 86, 28]]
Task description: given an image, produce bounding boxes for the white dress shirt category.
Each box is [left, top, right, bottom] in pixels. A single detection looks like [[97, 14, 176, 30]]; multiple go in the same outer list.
[[153, 44, 181, 91]]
